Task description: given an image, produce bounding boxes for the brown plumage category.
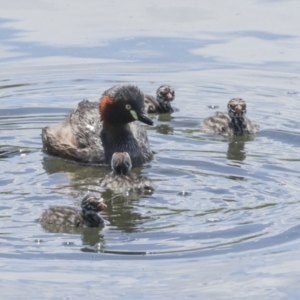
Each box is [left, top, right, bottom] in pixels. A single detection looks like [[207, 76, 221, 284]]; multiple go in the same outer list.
[[200, 98, 259, 137], [144, 84, 176, 114], [100, 152, 154, 193], [42, 85, 153, 167], [39, 193, 106, 227]]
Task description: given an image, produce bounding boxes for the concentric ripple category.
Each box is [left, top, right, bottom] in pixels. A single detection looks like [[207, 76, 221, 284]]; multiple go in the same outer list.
[[1, 64, 300, 260]]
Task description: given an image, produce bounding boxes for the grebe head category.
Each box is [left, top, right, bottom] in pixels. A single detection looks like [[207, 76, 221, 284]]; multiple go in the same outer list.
[[156, 84, 175, 103], [81, 193, 106, 212], [227, 98, 247, 118], [111, 152, 132, 175], [100, 84, 153, 126]]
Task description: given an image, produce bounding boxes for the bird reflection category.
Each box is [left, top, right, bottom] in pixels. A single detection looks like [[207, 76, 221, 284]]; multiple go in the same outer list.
[[0, 147, 33, 158], [103, 191, 153, 233], [148, 113, 175, 135], [42, 152, 155, 236], [80, 228, 106, 248], [155, 123, 174, 135], [157, 113, 174, 122], [41, 224, 106, 249], [226, 135, 255, 163], [227, 140, 246, 162]]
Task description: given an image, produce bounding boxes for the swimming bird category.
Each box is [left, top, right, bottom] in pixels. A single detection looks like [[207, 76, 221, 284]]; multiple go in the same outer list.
[[100, 152, 154, 193], [42, 85, 154, 167], [200, 98, 259, 136], [39, 193, 106, 227], [144, 84, 176, 114]]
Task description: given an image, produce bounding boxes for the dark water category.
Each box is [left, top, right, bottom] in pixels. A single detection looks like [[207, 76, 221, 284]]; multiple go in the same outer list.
[[1, 1, 300, 299]]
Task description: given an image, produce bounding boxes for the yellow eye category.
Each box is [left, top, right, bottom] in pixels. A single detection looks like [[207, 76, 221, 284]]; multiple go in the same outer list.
[[125, 104, 131, 110]]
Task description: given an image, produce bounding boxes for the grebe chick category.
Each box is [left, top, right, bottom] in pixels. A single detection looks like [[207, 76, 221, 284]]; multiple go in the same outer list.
[[200, 98, 259, 136], [144, 84, 176, 114], [42, 84, 154, 167], [39, 193, 106, 227], [100, 152, 154, 193]]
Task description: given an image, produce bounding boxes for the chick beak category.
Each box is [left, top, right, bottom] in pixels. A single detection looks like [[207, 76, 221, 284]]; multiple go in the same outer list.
[[97, 202, 107, 211], [165, 93, 173, 101], [235, 105, 242, 113]]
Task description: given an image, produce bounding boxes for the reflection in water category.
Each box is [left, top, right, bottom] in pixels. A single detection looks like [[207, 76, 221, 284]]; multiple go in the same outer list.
[[157, 113, 174, 123], [154, 113, 175, 135], [226, 135, 255, 162], [155, 123, 174, 135], [227, 140, 246, 162], [42, 156, 155, 235], [102, 188, 154, 234], [41, 223, 106, 249], [0, 147, 34, 158], [2, 1, 300, 297]]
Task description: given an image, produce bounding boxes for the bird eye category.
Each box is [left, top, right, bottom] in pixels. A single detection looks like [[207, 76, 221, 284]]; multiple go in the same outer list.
[[125, 104, 131, 110]]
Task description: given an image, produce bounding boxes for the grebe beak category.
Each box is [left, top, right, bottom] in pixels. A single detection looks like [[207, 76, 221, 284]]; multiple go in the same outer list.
[[130, 110, 154, 126], [137, 113, 154, 125]]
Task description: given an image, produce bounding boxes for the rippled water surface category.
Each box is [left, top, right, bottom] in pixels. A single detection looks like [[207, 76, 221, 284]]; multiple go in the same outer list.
[[1, 1, 300, 299]]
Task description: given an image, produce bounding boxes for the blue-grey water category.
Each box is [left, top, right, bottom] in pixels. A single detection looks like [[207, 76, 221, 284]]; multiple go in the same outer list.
[[1, 1, 300, 299]]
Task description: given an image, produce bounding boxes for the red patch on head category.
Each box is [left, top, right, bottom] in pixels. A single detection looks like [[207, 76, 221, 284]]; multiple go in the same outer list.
[[99, 95, 116, 116]]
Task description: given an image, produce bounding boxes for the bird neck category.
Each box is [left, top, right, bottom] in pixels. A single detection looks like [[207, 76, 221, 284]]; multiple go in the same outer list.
[[101, 123, 142, 165], [231, 116, 247, 135], [157, 96, 173, 113], [113, 168, 131, 176], [82, 209, 102, 224]]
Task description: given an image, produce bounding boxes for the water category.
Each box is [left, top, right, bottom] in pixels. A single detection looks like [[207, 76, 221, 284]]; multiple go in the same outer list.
[[1, 1, 300, 298]]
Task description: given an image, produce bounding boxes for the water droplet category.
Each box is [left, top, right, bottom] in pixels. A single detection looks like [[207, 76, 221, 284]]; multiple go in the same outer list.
[[177, 191, 192, 197], [206, 218, 222, 223], [63, 241, 75, 246], [208, 105, 219, 109]]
